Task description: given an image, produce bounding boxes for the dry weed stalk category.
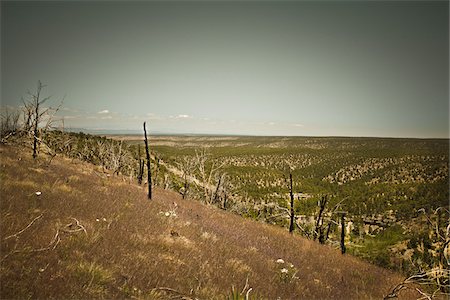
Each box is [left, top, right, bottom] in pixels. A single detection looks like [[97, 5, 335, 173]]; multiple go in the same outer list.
[[229, 276, 253, 300]]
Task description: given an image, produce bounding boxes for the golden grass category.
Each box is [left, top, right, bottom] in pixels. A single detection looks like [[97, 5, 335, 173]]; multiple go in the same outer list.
[[0, 144, 419, 299]]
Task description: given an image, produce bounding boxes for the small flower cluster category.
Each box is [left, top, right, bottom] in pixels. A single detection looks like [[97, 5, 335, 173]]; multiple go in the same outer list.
[[159, 202, 178, 218], [159, 210, 177, 218], [276, 258, 298, 283]]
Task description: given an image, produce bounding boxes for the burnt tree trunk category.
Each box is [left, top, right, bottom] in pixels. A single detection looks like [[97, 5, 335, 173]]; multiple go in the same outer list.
[[340, 212, 346, 254], [315, 195, 328, 242], [223, 193, 228, 210], [143, 122, 152, 199], [32, 91, 41, 159], [182, 173, 189, 199], [289, 172, 295, 233]]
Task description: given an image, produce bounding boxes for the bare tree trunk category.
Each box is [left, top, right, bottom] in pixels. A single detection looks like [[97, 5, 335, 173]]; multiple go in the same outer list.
[[32, 85, 42, 159], [314, 195, 328, 241], [340, 212, 346, 254], [143, 122, 152, 200], [223, 193, 228, 210], [289, 172, 295, 233]]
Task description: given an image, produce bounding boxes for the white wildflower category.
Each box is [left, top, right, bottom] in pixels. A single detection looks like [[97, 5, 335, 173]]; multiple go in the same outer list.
[[290, 264, 294, 268], [96, 218, 100, 222], [276, 259, 285, 264], [35, 191, 42, 196], [165, 212, 170, 217], [102, 217, 107, 222], [281, 268, 289, 274]]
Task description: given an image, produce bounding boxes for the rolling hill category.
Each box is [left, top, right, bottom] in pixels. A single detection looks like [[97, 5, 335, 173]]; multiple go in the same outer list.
[[0, 144, 418, 299]]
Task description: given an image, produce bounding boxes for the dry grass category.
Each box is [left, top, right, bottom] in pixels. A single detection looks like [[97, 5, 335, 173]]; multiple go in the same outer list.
[[0, 144, 419, 299]]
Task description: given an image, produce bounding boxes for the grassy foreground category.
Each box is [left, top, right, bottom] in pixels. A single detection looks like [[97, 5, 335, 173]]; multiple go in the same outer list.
[[0, 144, 417, 299]]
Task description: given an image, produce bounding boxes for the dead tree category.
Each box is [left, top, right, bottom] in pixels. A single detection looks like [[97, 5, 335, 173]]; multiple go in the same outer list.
[[0, 107, 20, 141], [194, 148, 225, 203], [212, 172, 229, 205], [338, 211, 346, 254], [176, 156, 195, 199], [20, 81, 63, 159], [30, 81, 51, 159], [110, 140, 124, 175], [143, 122, 152, 199], [289, 171, 295, 233], [383, 207, 450, 299], [314, 195, 328, 242]]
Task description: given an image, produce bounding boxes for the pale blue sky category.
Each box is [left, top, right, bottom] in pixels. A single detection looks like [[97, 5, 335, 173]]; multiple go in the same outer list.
[[2, 1, 449, 137]]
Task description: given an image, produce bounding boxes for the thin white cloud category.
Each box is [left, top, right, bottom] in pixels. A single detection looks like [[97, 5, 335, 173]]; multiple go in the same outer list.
[[292, 123, 304, 127], [98, 109, 109, 114], [101, 115, 113, 120], [176, 114, 192, 119]]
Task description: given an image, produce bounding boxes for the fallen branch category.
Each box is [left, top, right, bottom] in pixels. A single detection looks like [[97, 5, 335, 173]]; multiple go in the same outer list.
[[63, 217, 87, 235], [4, 214, 43, 240], [31, 228, 61, 252], [1, 217, 87, 261], [384, 269, 450, 299]]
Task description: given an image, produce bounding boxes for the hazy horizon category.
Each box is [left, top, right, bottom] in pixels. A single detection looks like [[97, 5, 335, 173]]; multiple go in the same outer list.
[[2, 1, 449, 139]]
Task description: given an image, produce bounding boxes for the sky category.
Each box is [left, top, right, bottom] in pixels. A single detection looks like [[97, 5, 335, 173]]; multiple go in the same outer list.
[[1, 0, 449, 138]]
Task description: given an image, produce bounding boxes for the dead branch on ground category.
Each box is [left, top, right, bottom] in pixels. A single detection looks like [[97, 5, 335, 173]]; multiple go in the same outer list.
[[4, 214, 43, 240], [1, 217, 87, 261]]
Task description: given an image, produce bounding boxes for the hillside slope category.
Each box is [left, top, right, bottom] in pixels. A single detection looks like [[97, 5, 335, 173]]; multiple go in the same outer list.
[[0, 144, 417, 299]]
